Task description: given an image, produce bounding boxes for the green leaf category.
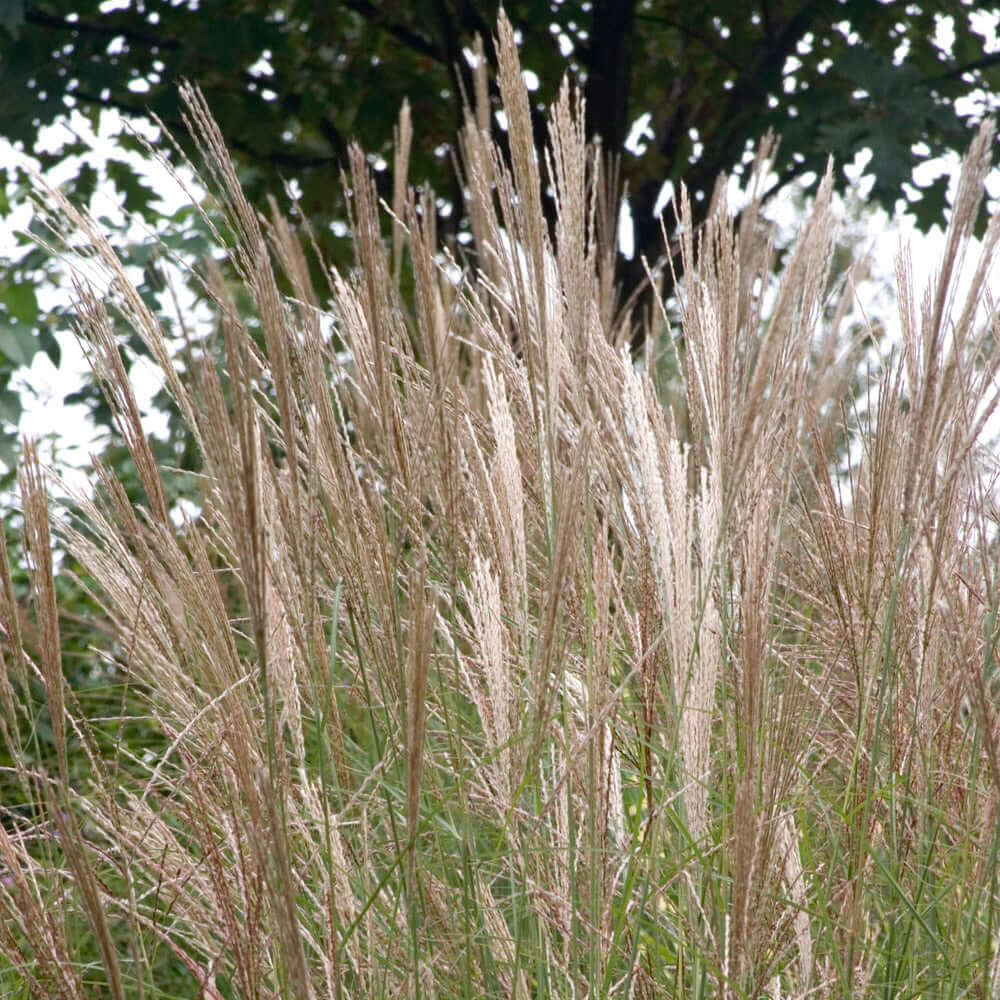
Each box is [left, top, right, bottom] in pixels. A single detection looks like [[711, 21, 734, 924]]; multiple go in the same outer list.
[[37, 325, 61, 367], [2, 282, 38, 325], [74, 161, 98, 205], [0, 429, 18, 477], [910, 173, 963, 235], [0, 320, 38, 367], [0, 386, 21, 424], [106, 159, 159, 216]]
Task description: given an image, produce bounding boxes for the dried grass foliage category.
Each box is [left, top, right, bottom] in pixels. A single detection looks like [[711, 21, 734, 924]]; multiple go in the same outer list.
[[2, 12, 1000, 998]]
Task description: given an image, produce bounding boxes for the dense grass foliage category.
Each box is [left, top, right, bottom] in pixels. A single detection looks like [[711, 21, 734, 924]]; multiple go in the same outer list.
[[2, 14, 1000, 998]]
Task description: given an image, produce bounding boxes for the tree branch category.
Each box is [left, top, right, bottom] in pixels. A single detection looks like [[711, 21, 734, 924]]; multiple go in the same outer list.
[[620, 1, 826, 341], [25, 8, 180, 50], [340, 0, 444, 63], [583, 0, 638, 152], [935, 51, 1000, 83], [633, 12, 742, 72]]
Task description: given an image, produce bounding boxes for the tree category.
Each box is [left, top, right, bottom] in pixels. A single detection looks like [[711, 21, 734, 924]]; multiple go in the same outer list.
[[0, 0, 998, 455]]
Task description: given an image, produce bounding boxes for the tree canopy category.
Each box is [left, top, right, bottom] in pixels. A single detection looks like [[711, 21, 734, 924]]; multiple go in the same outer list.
[[1, 0, 999, 462]]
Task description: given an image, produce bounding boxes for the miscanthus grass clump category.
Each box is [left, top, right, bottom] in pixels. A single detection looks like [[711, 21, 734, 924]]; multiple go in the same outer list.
[[2, 13, 1000, 999]]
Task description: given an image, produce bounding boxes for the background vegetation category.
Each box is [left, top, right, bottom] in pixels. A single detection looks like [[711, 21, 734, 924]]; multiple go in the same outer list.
[[2, 10, 1000, 996], [1, 0, 1000, 463]]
